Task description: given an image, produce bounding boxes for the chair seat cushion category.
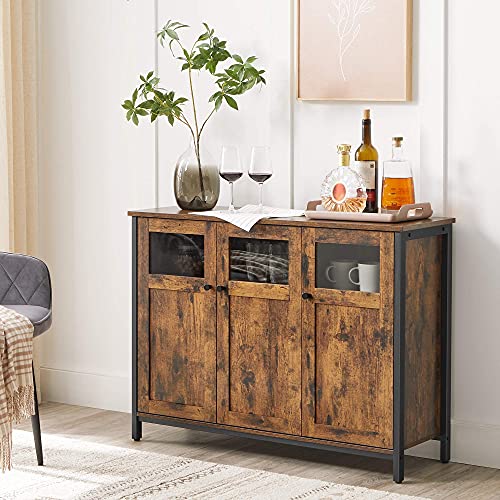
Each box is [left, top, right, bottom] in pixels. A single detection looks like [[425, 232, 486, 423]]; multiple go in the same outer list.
[[3, 305, 52, 337]]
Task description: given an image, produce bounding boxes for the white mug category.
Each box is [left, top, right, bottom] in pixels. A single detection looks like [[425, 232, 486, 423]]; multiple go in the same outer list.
[[325, 260, 358, 291], [349, 262, 380, 293]]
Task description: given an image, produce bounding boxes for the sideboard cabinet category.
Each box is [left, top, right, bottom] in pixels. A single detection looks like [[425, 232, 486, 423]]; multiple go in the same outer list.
[[129, 208, 454, 483]]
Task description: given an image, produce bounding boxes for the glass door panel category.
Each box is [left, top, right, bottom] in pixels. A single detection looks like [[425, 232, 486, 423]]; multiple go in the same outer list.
[[229, 237, 289, 285], [149, 232, 204, 277], [316, 242, 380, 292]]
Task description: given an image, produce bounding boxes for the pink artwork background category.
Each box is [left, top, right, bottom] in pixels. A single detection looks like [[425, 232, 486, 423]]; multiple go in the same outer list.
[[298, 0, 411, 100]]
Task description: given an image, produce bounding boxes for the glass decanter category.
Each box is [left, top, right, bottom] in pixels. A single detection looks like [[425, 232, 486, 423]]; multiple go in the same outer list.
[[381, 137, 415, 212], [321, 144, 367, 213]]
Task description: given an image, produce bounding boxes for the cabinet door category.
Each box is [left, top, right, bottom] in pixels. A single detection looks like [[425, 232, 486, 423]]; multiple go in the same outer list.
[[216, 224, 302, 435], [137, 218, 216, 422], [302, 228, 394, 448]]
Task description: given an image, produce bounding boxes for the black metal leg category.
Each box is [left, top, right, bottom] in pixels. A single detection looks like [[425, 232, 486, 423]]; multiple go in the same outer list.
[[31, 364, 43, 466], [393, 451, 404, 484], [440, 227, 452, 464], [393, 233, 406, 483], [132, 217, 142, 442], [132, 416, 142, 441]]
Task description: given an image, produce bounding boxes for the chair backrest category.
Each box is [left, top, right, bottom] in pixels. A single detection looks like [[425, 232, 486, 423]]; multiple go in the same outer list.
[[0, 252, 52, 309]]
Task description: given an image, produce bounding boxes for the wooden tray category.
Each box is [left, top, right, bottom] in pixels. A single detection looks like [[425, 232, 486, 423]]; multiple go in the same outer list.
[[305, 200, 433, 223]]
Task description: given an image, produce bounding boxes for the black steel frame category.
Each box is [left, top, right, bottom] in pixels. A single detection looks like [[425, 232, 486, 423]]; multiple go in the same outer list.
[[131, 218, 453, 483], [392, 225, 453, 483], [132, 217, 142, 441]]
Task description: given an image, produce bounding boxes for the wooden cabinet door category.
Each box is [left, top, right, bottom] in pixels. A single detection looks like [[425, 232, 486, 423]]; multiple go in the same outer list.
[[216, 224, 302, 435], [302, 228, 394, 448], [137, 218, 216, 422]]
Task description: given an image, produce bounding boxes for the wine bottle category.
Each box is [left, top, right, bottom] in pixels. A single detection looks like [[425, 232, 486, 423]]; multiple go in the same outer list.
[[354, 109, 379, 213]]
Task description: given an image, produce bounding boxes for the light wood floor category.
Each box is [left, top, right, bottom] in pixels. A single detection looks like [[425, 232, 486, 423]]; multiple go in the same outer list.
[[14, 402, 500, 499]]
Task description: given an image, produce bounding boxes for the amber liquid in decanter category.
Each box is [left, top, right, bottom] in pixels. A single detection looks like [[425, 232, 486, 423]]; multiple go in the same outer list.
[[381, 177, 415, 211], [381, 137, 415, 212]]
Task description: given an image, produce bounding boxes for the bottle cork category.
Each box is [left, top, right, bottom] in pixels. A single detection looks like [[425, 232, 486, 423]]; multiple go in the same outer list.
[[363, 109, 371, 120]]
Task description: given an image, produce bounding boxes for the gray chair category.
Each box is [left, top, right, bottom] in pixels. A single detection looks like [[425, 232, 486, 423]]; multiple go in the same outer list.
[[0, 251, 52, 466]]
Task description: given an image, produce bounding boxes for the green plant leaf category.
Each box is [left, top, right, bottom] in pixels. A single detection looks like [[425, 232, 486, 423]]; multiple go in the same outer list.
[[197, 32, 210, 42], [209, 91, 221, 102], [173, 97, 188, 105], [132, 113, 139, 126], [232, 54, 243, 63], [225, 69, 240, 80], [206, 60, 216, 74], [166, 28, 179, 40], [138, 100, 154, 109], [246, 56, 257, 63], [215, 95, 223, 111], [168, 114, 175, 126], [132, 89, 138, 104], [126, 109, 133, 120], [224, 95, 238, 110]]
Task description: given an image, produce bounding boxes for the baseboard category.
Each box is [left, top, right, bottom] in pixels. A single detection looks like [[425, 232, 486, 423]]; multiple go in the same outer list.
[[408, 419, 500, 469], [40, 367, 130, 413]]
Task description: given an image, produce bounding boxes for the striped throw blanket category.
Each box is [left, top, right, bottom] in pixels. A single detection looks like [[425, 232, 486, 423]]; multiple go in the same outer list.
[[0, 306, 34, 472]]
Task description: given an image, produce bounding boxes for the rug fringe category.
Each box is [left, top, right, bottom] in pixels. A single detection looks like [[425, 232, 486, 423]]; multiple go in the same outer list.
[[0, 385, 33, 473], [0, 432, 12, 473], [10, 385, 35, 423]]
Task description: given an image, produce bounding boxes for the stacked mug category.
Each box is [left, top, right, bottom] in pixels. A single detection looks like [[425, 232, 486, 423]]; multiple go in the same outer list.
[[324, 259, 380, 293]]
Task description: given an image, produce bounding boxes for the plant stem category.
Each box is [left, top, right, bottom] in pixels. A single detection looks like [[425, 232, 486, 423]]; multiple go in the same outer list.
[[188, 68, 200, 138], [199, 107, 216, 139], [188, 67, 207, 202]]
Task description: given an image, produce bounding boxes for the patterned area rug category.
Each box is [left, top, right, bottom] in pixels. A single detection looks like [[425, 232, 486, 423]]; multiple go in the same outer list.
[[1, 430, 427, 499]]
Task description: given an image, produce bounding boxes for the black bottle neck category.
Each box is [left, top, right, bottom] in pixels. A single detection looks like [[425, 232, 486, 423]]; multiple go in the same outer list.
[[362, 119, 372, 145]]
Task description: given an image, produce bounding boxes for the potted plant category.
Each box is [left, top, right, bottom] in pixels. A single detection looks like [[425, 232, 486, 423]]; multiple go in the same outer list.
[[122, 20, 266, 210]]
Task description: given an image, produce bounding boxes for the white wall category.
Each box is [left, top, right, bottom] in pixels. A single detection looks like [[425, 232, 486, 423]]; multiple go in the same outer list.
[[156, 0, 292, 209], [38, 0, 500, 469], [38, 0, 156, 411], [446, 0, 500, 467]]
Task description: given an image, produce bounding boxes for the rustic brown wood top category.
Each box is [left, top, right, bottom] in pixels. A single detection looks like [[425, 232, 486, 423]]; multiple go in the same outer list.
[[128, 206, 455, 233]]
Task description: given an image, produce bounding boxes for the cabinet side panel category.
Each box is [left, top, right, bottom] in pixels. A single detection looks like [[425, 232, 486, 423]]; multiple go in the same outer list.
[[404, 235, 442, 448], [137, 218, 151, 413]]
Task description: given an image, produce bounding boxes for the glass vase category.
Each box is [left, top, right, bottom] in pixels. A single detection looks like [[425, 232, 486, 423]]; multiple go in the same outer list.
[[174, 140, 220, 211]]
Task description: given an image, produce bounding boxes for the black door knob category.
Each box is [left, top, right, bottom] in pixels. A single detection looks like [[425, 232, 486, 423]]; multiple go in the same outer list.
[[216, 285, 227, 292], [302, 292, 313, 300], [203, 284, 213, 291]]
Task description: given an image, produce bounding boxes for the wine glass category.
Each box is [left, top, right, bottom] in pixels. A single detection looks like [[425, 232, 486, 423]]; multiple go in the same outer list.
[[249, 146, 273, 212], [219, 146, 243, 212]]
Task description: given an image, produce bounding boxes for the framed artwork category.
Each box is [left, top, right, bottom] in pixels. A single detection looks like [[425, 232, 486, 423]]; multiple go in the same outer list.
[[297, 0, 413, 101]]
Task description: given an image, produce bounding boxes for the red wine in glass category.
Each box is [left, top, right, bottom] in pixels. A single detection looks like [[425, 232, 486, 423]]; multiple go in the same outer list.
[[220, 172, 243, 183], [219, 146, 243, 212], [248, 173, 272, 183], [249, 146, 273, 212]]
